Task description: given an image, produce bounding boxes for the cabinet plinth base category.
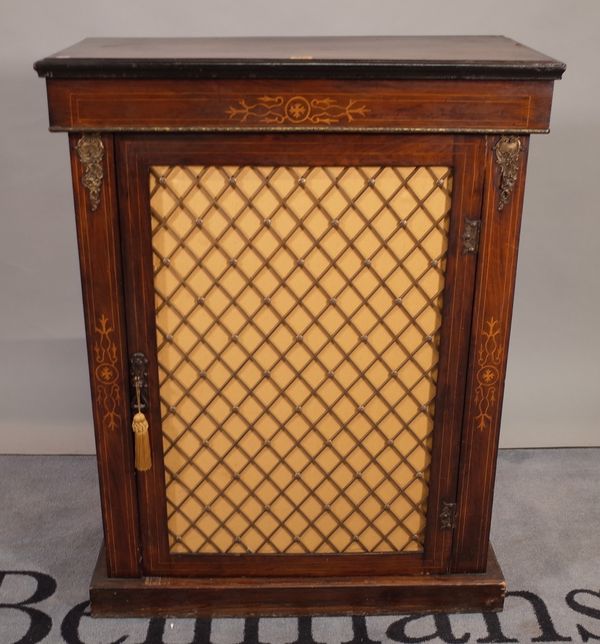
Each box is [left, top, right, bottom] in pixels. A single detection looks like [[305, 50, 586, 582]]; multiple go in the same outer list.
[[89, 544, 505, 617]]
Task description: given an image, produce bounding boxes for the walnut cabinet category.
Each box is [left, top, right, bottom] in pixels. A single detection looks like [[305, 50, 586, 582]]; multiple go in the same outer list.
[[35, 36, 565, 617]]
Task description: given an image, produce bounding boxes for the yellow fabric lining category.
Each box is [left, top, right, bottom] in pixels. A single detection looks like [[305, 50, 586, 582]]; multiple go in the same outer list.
[[150, 164, 452, 554]]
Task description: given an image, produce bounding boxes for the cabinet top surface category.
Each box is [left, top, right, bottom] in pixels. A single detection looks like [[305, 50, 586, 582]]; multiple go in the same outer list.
[[34, 36, 565, 81]]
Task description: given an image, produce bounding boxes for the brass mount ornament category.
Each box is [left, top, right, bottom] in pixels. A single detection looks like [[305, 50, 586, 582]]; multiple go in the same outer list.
[[76, 133, 104, 212], [495, 136, 522, 210]]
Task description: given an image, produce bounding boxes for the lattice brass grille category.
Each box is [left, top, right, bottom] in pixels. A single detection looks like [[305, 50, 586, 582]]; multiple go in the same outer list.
[[149, 164, 453, 555]]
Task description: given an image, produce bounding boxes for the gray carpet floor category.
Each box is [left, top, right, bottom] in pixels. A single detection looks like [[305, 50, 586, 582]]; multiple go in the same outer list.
[[0, 448, 599, 643]]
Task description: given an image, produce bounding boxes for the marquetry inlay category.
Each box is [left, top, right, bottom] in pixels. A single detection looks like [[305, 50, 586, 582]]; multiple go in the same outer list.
[[226, 96, 369, 125], [93, 314, 120, 432], [474, 318, 503, 432]]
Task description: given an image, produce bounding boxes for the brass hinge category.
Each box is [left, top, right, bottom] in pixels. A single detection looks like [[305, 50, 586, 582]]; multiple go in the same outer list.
[[440, 501, 457, 530], [462, 219, 481, 255]]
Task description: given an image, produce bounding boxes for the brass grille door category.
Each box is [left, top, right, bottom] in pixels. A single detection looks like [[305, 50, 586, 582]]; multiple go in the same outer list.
[[119, 135, 484, 577]]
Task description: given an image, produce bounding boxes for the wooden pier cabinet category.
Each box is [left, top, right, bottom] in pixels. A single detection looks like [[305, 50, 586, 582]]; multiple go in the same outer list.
[[35, 36, 564, 617]]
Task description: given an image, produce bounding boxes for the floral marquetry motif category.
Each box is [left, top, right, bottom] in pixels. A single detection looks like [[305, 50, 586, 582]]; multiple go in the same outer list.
[[93, 314, 120, 432], [226, 96, 369, 125], [474, 318, 503, 432]]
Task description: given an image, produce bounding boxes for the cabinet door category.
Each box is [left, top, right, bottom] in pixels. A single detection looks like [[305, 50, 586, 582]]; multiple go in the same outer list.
[[118, 134, 484, 578]]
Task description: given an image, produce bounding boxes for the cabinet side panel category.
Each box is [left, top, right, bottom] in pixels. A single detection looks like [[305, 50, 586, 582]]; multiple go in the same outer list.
[[451, 135, 529, 573], [69, 133, 141, 577]]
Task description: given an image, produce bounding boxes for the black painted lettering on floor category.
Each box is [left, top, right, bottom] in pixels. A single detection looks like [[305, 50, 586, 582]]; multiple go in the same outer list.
[[1, 569, 599, 644], [0, 571, 56, 644]]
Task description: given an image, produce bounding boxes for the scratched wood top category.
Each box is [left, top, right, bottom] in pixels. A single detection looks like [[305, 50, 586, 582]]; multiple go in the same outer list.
[[34, 36, 565, 80]]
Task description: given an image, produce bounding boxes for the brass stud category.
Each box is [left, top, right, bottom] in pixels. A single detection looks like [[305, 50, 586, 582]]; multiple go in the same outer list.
[[363, 259, 372, 267], [158, 176, 167, 186], [263, 296, 271, 305], [367, 177, 376, 187], [295, 405, 302, 413], [169, 405, 176, 413], [383, 503, 390, 511], [430, 259, 439, 268], [297, 258, 305, 267], [355, 471, 363, 479], [331, 219, 340, 228], [416, 472, 424, 479], [233, 473, 240, 480], [195, 217, 203, 227], [197, 296, 205, 305], [325, 439, 333, 446], [324, 503, 331, 511], [263, 370, 271, 379], [298, 177, 306, 186], [436, 178, 445, 187], [420, 404, 428, 413], [425, 335, 434, 343], [228, 176, 237, 187], [395, 297, 403, 305], [231, 405, 239, 413], [327, 370, 335, 378], [165, 334, 174, 342], [199, 370, 206, 378], [264, 504, 271, 511], [263, 439, 271, 446], [387, 438, 394, 447], [264, 218, 271, 227], [294, 472, 301, 479], [357, 405, 365, 412], [329, 297, 337, 305], [390, 370, 398, 378], [399, 220, 408, 228], [231, 334, 239, 343], [360, 334, 368, 342], [296, 334, 303, 342], [162, 257, 171, 267], [229, 258, 237, 267]]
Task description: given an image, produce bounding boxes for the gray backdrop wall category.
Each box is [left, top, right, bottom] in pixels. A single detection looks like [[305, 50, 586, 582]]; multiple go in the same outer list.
[[1, 1, 598, 453]]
